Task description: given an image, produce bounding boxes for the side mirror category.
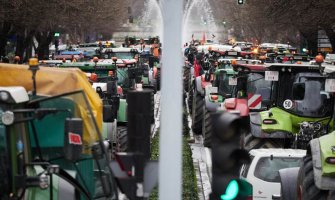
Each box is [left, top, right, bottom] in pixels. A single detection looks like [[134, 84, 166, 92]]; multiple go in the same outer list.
[[64, 118, 83, 161], [292, 82, 305, 100]]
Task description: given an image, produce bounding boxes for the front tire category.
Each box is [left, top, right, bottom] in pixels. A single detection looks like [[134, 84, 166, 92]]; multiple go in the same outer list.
[[244, 132, 285, 151], [191, 89, 203, 135], [297, 156, 329, 200], [202, 105, 212, 147], [156, 69, 161, 91], [116, 126, 128, 152]]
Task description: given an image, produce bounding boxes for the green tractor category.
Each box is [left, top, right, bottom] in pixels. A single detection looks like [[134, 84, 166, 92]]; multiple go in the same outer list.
[[59, 58, 155, 152], [279, 63, 335, 200], [0, 63, 119, 199], [247, 63, 334, 150], [201, 63, 236, 147]]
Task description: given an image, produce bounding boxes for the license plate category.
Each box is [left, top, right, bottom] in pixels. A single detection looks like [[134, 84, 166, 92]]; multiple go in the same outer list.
[[229, 77, 238, 85], [210, 87, 218, 94], [265, 71, 279, 81]]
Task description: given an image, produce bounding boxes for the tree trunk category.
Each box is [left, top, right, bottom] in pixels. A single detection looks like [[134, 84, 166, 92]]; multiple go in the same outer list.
[[300, 30, 318, 55], [323, 26, 335, 53], [0, 21, 12, 57], [15, 34, 26, 61], [36, 31, 53, 60]]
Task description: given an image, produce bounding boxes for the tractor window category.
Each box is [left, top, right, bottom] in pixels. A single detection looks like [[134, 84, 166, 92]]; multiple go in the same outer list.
[[247, 73, 272, 105], [217, 71, 235, 96], [276, 72, 333, 117], [104, 52, 135, 60]]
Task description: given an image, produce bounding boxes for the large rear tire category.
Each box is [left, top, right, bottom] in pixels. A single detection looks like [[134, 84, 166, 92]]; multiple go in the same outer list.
[[297, 156, 329, 200], [151, 92, 155, 124], [188, 86, 194, 116], [279, 167, 300, 200], [156, 70, 161, 91], [116, 126, 128, 152], [202, 105, 212, 147], [183, 66, 191, 93], [244, 133, 285, 151], [191, 90, 203, 135]]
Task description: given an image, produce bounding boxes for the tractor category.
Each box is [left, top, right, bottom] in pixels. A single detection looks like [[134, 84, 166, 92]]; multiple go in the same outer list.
[[217, 63, 272, 147], [59, 55, 155, 152], [247, 62, 334, 150], [201, 62, 236, 147], [0, 62, 119, 200], [278, 60, 335, 200]]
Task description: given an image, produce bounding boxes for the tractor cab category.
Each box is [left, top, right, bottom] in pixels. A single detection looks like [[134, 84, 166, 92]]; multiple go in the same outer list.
[[247, 63, 334, 150], [0, 61, 120, 200], [222, 63, 270, 117]]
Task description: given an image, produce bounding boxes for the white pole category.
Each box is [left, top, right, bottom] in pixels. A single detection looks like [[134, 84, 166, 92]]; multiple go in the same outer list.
[[159, 0, 183, 199]]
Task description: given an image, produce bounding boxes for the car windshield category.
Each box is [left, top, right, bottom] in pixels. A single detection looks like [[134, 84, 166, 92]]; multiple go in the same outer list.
[[254, 157, 302, 183], [28, 90, 117, 199], [275, 72, 333, 117]]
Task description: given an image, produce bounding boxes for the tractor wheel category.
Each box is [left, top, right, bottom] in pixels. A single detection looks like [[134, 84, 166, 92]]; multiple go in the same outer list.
[[297, 156, 329, 200], [188, 86, 194, 116], [156, 70, 161, 91], [202, 106, 212, 147], [191, 90, 203, 135], [183, 67, 191, 93], [244, 133, 284, 151], [151, 92, 155, 124], [116, 126, 128, 152]]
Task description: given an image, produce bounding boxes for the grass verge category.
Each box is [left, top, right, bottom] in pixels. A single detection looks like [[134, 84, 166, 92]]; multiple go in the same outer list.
[[149, 131, 198, 200]]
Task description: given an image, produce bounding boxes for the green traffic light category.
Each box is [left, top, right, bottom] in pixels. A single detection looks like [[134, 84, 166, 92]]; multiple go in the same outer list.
[[220, 180, 239, 200]]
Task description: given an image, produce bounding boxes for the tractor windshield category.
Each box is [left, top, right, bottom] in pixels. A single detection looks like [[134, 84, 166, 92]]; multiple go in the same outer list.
[[275, 72, 333, 117], [103, 52, 136, 60], [247, 73, 272, 104], [28, 90, 117, 199], [216, 70, 235, 97]]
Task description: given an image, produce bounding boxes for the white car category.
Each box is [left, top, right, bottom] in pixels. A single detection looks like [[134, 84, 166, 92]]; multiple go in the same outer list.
[[240, 148, 306, 200]]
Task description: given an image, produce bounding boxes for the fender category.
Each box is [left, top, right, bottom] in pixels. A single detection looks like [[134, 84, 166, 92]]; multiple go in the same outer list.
[[194, 60, 201, 77], [250, 112, 291, 138], [310, 133, 335, 190], [225, 98, 249, 117], [195, 76, 204, 96], [204, 96, 221, 112], [117, 99, 128, 123]]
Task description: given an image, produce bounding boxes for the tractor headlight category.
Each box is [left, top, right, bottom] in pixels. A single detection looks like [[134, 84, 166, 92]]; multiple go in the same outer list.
[[0, 91, 9, 101], [2, 111, 14, 125]]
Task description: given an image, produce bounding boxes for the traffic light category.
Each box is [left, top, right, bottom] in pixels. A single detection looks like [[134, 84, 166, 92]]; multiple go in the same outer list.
[[210, 112, 252, 200], [237, 0, 244, 4]]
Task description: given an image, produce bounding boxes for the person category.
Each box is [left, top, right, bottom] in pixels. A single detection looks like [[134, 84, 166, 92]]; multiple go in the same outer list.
[[151, 39, 161, 63], [13, 56, 20, 64]]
